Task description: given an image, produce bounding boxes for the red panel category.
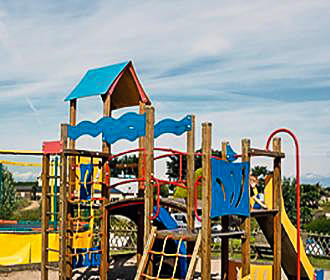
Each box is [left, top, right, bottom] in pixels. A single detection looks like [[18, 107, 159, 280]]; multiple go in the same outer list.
[[42, 141, 63, 154]]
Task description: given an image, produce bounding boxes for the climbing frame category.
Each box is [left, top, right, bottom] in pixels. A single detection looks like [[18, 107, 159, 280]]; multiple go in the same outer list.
[[135, 227, 201, 280]]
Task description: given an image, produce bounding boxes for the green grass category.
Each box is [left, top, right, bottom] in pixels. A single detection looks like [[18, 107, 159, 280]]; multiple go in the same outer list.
[[310, 256, 330, 270]]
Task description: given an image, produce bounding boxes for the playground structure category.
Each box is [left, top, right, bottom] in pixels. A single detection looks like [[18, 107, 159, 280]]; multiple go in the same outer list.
[[0, 61, 325, 280]]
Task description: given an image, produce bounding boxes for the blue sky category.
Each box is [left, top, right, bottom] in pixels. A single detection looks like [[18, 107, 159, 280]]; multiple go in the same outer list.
[[0, 1, 329, 185]]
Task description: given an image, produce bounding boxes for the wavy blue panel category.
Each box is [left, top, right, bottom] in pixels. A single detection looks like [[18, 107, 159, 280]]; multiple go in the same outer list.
[[67, 112, 146, 145], [226, 144, 238, 162], [154, 115, 192, 139], [211, 159, 250, 217]]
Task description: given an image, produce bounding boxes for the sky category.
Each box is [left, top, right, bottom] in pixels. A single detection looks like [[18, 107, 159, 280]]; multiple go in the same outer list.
[[0, 0, 329, 186]]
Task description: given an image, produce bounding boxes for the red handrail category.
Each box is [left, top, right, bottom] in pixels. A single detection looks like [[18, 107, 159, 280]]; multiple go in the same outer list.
[[265, 128, 301, 280], [109, 178, 145, 189], [109, 148, 145, 159], [149, 177, 161, 220], [194, 176, 202, 222]]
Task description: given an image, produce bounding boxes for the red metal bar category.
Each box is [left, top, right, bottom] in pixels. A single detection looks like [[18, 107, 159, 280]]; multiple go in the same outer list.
[[154, 178, 188, 188], [154, 147, 187, 155], [149, 178, 161, 220], [109, 178, 145, 189], [194, 176, 202, 222], [265, 128, 301, 280], [109, 148, 145, 160], [179, 154, 183, 182]]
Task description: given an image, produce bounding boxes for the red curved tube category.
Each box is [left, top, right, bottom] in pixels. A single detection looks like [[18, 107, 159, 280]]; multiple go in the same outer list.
[[265, 128, 301, 280], [149, 178, 161, 220], [154, 147, 187, 155], [154, 178, 188, 188], [109, 178, 145, 189], [194, 176, 202, 222], [109, 148, 145, 160]]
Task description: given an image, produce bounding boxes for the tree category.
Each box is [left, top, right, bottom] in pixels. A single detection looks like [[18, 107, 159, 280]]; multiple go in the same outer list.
[[0, 166, 18, 219], [251, 166, 322, 226], [110, 154, 139, 177], [282, 177, 322, 226], [166, 149, 221, 181]]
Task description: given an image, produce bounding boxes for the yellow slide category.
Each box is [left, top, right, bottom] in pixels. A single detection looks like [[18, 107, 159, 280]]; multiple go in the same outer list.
[[257, 176, 315, 279]]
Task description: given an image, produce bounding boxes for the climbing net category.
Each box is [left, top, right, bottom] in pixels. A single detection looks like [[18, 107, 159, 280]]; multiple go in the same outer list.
[[64, 156, 106, 268], [141, 234, 192, 280]]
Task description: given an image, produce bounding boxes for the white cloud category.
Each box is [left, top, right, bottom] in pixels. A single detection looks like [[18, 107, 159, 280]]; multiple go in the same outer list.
[[0, 0, 329, 180]]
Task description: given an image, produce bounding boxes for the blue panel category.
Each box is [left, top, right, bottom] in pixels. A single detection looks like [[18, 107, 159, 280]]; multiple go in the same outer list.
[[211, 159, 250, 218], [154, 115, 192, 139], [65, 61, 129, 101], [67, 112, 146, 145], [72, 247, 101, 268], [315, 269, 324, 280], [226, 144, 238, 162], [80, 164, 93, 200]]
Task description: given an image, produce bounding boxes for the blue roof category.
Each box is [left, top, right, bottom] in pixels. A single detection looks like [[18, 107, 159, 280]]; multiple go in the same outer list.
[[64, 61, 129, 101]]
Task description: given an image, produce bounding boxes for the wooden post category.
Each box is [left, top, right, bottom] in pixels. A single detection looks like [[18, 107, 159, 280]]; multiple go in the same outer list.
[[273, 138, 282, 280], [41, 154, 50, 280], [100, 93, 111, 280], [201, 123, 212, 280], [59, 124, 68, 280], [144, 106, 154, 245], [137, 102, 146, 264], [67, 99, 76, 279], [221, 141, 229, 280], [186, 115, 195, 231], [241, 139, 251, 278]]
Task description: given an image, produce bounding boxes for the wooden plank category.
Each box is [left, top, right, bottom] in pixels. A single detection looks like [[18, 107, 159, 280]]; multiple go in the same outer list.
[[59, 124, 68, 280], [144, 106, 154, 277], [201, 122, 212, 280], [273, 138, 282, 280], [251, 209, 279, 217], [135, 226, 157, 280], [213, 231, 245, 238], [156, 229, 197, 241], [41, 154, 50, 280], [241, 138, 251, 278], [66, 99, 76, 280], [221, 141, 229, 280], [186, 115, 195, 231], [186, 231, 202, 280], [100, 93, 111, 280], [137, 102, 146, 264], [144, 106, 154, 246], [249, 148, 285, 158]]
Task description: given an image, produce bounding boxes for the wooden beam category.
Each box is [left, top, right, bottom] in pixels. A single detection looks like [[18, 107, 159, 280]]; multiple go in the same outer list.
[[273, 138, 282, 280], [135, 226, 157, 280], [144, 106, 154, 277], [241, 138, 251, 278], [66, 99, 76, 280], [59, 124, 68, 280], [249, 148, 285, 158], [144, 106, 154, 245], [100, 93, 111, 280], [186, 114, 195, 231], [137, 102, 146, 264], [221, 141, 229, 280], [201, 122, 212, 280], [186, 231, 202, 280], [41, 154, 50, 280]]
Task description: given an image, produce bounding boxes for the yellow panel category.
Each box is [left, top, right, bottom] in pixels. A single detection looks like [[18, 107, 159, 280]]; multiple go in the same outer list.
[[264, 177, 315, 280]]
